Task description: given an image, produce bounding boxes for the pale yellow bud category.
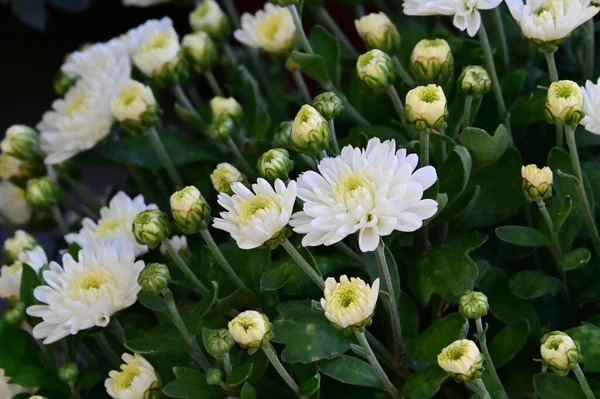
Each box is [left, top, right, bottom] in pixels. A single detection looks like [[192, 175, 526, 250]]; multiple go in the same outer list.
[[405, 85, 448, 131], [545, 80, 584, 126], [521, 164, 553, 201], [437, 339, 484, 382], [354, 12, 400, 54], [210, 163, 246, 195]]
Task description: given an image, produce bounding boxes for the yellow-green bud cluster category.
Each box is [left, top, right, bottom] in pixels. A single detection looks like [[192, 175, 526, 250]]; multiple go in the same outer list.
[[132, 210, 172, 250], [206, 328, 236, 357], [58, 363, 79, 382], [25, 177, 60, 209], [182, 31, 218, 73], [540, 331, 580, 376], [1, 125, 40, 161], [138, 263, 171, 294], [3, 301, 26, 325], [257, 149, 295, 182], [458, 66, 491, 97], [410, 39, 454, 86], [206, 368, 223, 386], [521, 164, 553, 201], [356, 49, 395, 91], [355, 12, 400, 54], [405, 85, 448, 131], [545, 80, 584, 127], [458, 291, 489, 319], [273, 121, 293, 148], [290, 105, 331, 155], [170, 186, 212, 233], [209, 114, 235, 141], [312, 92, 343, 120]]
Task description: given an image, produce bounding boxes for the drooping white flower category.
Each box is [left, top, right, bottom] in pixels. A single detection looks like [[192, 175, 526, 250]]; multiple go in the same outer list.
[[105, 352, 158, 399], [437, 339, 484, 381], [234, 3, 296, 54], [132, 23, 181, 78], [213, 178, 297, 249], [122, 0, 171, 6], [26, 240, 144, 344], [321, 275, 380, 330], [506, 0, 599, 44], [290, 138, 438, 252], [581, 78, 600, 135], [66, 191, 157, 257], [0, 181, 31, 225], [159, 235, 188, 256], [0, 368, 34, 399], [0, 246, 47, 301]]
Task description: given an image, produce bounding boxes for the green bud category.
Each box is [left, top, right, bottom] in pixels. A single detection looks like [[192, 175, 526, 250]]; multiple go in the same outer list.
[[182, 31, 218, 73], [58, 362, 79, 382], [1, 125, 40, 161], [458, 291, 489, 319], [458, 66, 491, 97], [25, 177, 60, 210], [132, 210, 171, 250], [209, 114, 236, 141], [257, 149, 295, 182], [189, 0, 230, 40], [170, 186, 212, 233], [228, 311, 274, 354], [410, 39, 454, 86], [290, 105, 331, 155], [210, 163, 246, 195], [540, 331, 580, 376], [545, 80, 584, 127], [285, 57, 301, 72], [3, 301, 26, 325], [206, 328, 236, 357], [356, 49, 395, 91], [138, 263, 171, 294], [53, 70, 75, 97], [312, 92, 343, 120], [273, 121, 293, 148], [206, 368, 223, 386], [144, 381, 163, 399]]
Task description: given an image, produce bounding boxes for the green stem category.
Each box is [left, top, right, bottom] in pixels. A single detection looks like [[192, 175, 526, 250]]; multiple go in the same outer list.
[[564, 125, 600, 249], [335, 241, 363, 264], [147, 126, 183, 189], [556, 125, 564, 148], [574, 364, 597, 399], [205, 70, 224, 96], [329, 119, 341, 154], [475, 319, 508, 399], [51, 205, 68, 236], [293, 70, 312, 103], [584, 19, 595, 79], [200, 229, 248, 291], [385, 85, 410, 131], [59, 172, 102, 213], [543, 50, 559, 82], [492, 7, 510, 71], [314, 6, 358, 58], [173, 84, 204, 123], [355, 332, 401, 399], [69, 381, 81, 399], [365, 330, 396, 369], [536, 199, 564, 259], [324, 82, 369, 126], [163, 239, 209, 295], [262, 342, 304, 398], [111, 319, 126, 343], [163, 288, 212, 372], [93, 332, 121, 367], [419, 130, 430, 167], [227, 138, 256, 179], [392, 55, 416, 87], [281, 238, 325, 290], [223, 353, 233, 376], [288, 4, 313, 54], [463, 95, 473, 130], [465, 378, 492, 399], [221, 0, 240, 29]]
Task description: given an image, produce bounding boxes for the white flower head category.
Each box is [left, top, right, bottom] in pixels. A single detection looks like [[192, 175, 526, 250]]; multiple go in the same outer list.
[[4, 230, 38, 262], [0, 368, 34, 398], [133, 24, 181, 78], [190, 0, 230, 39], [66, 191, 157, 257], [581, 78, 600, 135], [0, 181, 31, 225], [506, 0, 599, 44], [437, 339, 484, 381], [545, 80, 584, 126], [122, 0, 171, 6], [105, 352, 158, 399], [159, 235, 188, 256], [210, 96, 243, 122], [0, 246, 48, 301], [321, 275, 380, 330], [234, 3, 296, 54], [111, 79, 157, 123], [540, 331, 580, 375], [213, 178, 297, 249], [290, 138, 438, 252], [355, 12, 400, 53], [228, 310, 272, 349], [210, 163, 246, 195], [406, 84, 448, 130], [522, 164, 553, 187], [27, 240, 144, 344], [119, 18, 174, 58]]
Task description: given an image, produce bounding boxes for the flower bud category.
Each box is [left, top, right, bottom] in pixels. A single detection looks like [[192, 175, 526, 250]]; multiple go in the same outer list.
[[58, 363, 79, 382], [209, 114, 236, 142], [290, 105, 331, 155], [405, 85, 448, 131], [4, 230, 38, 262], [210, 96, 243, 124], [0, 155, 45, 189], [53, 70, 75, 97], [1, 125, 40, 160], [257, 149, 295, 182], [228, 310, 274, 353], [540, 331, 580, 376], [3, 301, 26, 325], [206, 328, 236, 357], [170, 186, 211, 233], [138, 263, 171, 294], [355, 12, 400, 54], [522, 164, 553, 201], [206, 368, 223, 386], [133, 27, 186, 88], [25, 177, 60, 210], [410, 39, 453, 85], [111, 79, 161, 134], [321, 276, 380, 332], [190, 0, 230, 40], [210, 163, 246, 195], [273, 121, 293, 148], [182, 31, 218, 73], [458, 291, 489, 319], [29, 396, 48, 399], [132, 210, 171, 250], [437, 339, 484, 382], [458, 66, 491, 97], [356, 49, 395, 91], [312, 92, 343, 120], [545, 80, 584, 127]]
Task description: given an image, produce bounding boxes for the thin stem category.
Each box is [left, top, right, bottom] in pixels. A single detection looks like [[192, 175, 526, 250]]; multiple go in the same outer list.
[[466, 378, 492, 399], [223, 353, 233, 376], [163, 239, 209, 295], [292, 70, 312, 103], [220, 0, 240, 29], [365, 330, 395, 369], [163, 288, 212, 372], [420, 130, 430, 167], [59, 172, 102, 213], [227, 137, 256, 179], [385, 85, 410, 131], [111, 319, 126, 343], [288, 4, 313, 54], [173, 84, 204, 123], [584, 19, 595, 79], [328, 119, 341, 155], [93, 332, 121, 367], [335, 241, 363, 264], [374, 242, 404, 356], [475, 319, 508, 399], [536, 200, 563, 258], [146, 127, 183, 189], [51, 205, 68, 236], [556, 125, 564, 148], [200, 229, 248, 291], [314, 6, 358, 58], [324, 82, 369, 126], [281, 238, 325, 290], [205, 70, 224, 96], [463, 95, 474, 130], [392, 56, 416, 87], [492, 7, 509, 71], [564, 125, 600, 249], [543, 50, 559, 82], [69, 381, 81, 399], [355, 332, 401, 399], [300, 154, 318, 169], [574, 364, 597, 399], [262, 342, 304, 398]]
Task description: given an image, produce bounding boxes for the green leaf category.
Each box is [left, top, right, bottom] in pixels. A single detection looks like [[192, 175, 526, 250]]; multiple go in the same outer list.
[[459, 125, 509, 170], [495, 226, 551, 248], [271, 300, 353, 363], [511, 90, 546, 126], [8, 363, 69, 393], [19, 264, 40, 307], [309, 26, 340, 86], [226, 363, 253, 386], [560, 248, 591, 270], [316, 355, 383, 389], [125, 324, 189, 354], [438, 145, 472, 201], [162, 367, 218, 398], [75, 371, 100, 390], [554, 196, 572, 232], [549, 148, 595, 220], [400, 366, 449, 399], [299, 373, 321, 396], [187, 281, 219, 332], [399, 291, 420, 341], [0, 324, 38, 375], [406, 313, 469, 365], [249, 110, 271, 139], [509, 270, 561, 299], [290, 51, 329, 85], [533, 373, 586, 399], [137, 292, 168, 314], [566, 323, 600, 372], [488, 320, 530, 368], [221, 243, 270, 293], [240, 382, 257, 399], [340, 125, 407, 148]]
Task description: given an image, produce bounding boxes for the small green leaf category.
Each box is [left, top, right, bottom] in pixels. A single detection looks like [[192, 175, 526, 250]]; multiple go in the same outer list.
[[137, 292, 168, 314], [559, 248, 591, 270], [162, 367, 218, 398], [309, 26, 340, 86], [226, 363, 253, 386], [240, 382, 257, 399], [509, 271, 561, 299], [19, 264, 40, 307], [125, 324, 189, 354], [399, 291, 420, 341], [554, 196, 572, 232], [290, 51, 329, 85], [438, 145, 472, 201], [533, 373, 586, 399], [566, 323, 600, 372], [0, 324, 39, 375], [8, 363, 69, 393], [299, 373, 321, 396], [488, 320, 530, 368], [459, 125, 509, 169], [187, 281, 219, 332], [495, 226, 551, 248], [549, 148, 595, 220], [400, 366, 448, 399], [316, 355, 383, 389], [406, 313, 469, 365]]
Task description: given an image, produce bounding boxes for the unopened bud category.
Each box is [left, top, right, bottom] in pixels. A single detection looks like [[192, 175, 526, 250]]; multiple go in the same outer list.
[[405, 85, 448, 131], [210, 163, 246, 195], [540, 331, 580, 376], [138, 263, 171, 294], [182, 31, 218, 73], [210, 97, 243, 124], [1, 125, 40, 161], [189, 0, 230, 40], [545, 80, 584, 127], [258, 149, 294, 182], [458, 66, 491, 97], [228, 311, 274, 353], [290, 105, 330, 155], [410, 39, 453, 85], [209, 114, 235, 141], [206, 368, 223, 386], [356, 49, 395, 91], [170, 186, 211, 233], [4, 230, 38, 262], [437, 339, 484, 382], [132, 210, 171, 250], [355, 12, 400, 54], [25, 177, 60, 209], [312, 92, 343, 120], [206, 328, 236, 357], [58, 363, 79, 382], [273, 121, 293, 148], [522, 164, 553, 201], [3, 301, 26, 325], [458, 291, 489, 319], [111, 79, 161, 134]]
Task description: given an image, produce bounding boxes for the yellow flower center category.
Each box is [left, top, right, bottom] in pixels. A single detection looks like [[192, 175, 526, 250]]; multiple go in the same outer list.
[[257, 13, 284, 41], [418, 87, 441, 103], [142, 33, 170, 52], [70, 268, 114, 300], [65, 90, 89, 116], [333, 171, 375, 204], [445, 344, 468, 360], [552, 82, 575, 98], [113, 365, 140, 390], [96, 217, 126, 237], [6, 262, 23, 275], [237, 194, 279, 221], [331, 284, 361, 309]]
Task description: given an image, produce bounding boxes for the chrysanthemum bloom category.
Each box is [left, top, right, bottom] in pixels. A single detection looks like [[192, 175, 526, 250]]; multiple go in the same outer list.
[[545, 80, 584, 127], [182, 31, 218, 73], [0, 181, 31, 225], [210, 163, 247, 195], [189, 0, 230, 39], [1, 125, 40, 161], [66, 192, 157, 257], [540, 331, 580, 376], [581, 78, 600, 135], [0, 247, 47, 301], [321, 275, 380, 331], [228, 310, 273, 351], [405, 85, 448, 131], [437, 339, 484, 381], [403, 0, 502, 37], [105, 353, 159, 399], [4, 230, 38, 262], [290, 138, 438, 252], [521, 164, 553, 201], [26, 241, 144, 344], [0, 368, 34, 398], [118, 17, 174, 58], [111, 79, 160, 134], [355, 12, 400, 53], [234, 3, 297, 54], [210, 97, 243, 123], [410, 39, 453, 84], [133, 24, 183, 83], [506, 0, 599, 46], [213, 178, 297, 249]]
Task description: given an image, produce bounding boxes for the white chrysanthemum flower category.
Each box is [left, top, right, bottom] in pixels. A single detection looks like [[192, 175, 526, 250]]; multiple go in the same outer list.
[[159, 235, 188, 255], [105, 352, 158, 399], [437, 339, 484, 381], [0, 368, 34, 398], [403, 0, 502, 37], [506, 0, 599, 44], [540, 331, 579, 375], [210, 163, 246, 195], [66, 191, 157, 257], [213, 178, 297, 249], [119, 18, 174, 58], [321, 275, 380, 330], [228, 310, 271, 348], [190, 0, 229, 38], [26, 240, 144, 344], [0, 181, 31, 225], [61, 40, 131, 82], [122, 0, 171, 6], [290, 138, 438, 252], [4, 230, 38, 262], [132, 24, 180, 78], [581, 78, 600, 135], [0, 246, 47, 301], [18, 246, 48, 269], [0, 153, 21, 180], [111, 79, 157, 123], [234, 3, 296, 54]]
